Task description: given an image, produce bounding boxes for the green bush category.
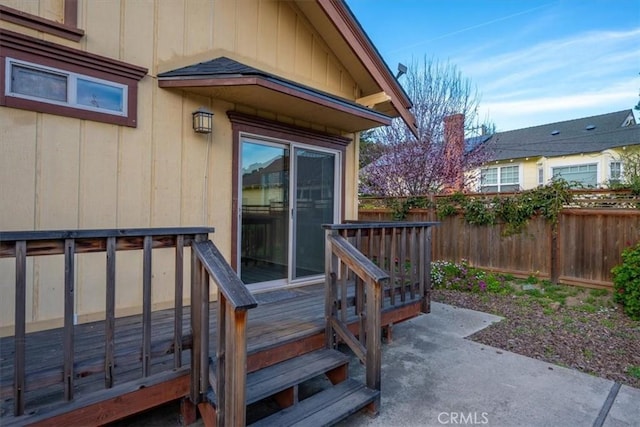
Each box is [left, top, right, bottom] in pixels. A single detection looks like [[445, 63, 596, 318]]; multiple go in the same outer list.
[[431, 260, 511, 294], [611, 242, 640, 320]]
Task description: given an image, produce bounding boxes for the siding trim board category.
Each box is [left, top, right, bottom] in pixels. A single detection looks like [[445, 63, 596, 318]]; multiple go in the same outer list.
[[0, 29, 147, 127], [0, 4, 84, 42]]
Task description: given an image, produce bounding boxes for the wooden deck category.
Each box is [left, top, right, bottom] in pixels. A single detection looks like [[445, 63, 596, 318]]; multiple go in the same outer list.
[[0, 283, 423, 426]]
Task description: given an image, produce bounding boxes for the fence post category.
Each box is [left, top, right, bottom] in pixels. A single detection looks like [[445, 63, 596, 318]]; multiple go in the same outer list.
[[550, 223, 560, 284]]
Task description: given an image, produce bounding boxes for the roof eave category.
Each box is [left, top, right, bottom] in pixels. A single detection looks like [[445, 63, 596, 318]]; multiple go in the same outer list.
[[316, 0, 418, 137]]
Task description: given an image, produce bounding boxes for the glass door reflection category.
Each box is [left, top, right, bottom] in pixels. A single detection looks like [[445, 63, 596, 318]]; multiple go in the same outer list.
[[240, 141, 289, 284]]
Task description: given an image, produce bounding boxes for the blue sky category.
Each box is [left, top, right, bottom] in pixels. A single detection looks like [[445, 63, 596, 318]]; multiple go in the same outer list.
[[346, 0, 640, 131]]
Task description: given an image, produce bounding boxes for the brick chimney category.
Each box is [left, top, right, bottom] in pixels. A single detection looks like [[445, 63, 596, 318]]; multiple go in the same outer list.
[[443, 113, 465, 192]]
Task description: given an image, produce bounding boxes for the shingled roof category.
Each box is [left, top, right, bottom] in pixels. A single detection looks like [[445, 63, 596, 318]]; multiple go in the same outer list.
[[484, 110, 639, 161]]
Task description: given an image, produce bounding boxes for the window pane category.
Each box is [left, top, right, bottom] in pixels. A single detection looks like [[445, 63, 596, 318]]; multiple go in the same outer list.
[[77, 79, 124, 112], [500, 166, 519, 184], [501, 184, 520, 192], [11, 64, 67, 102], [481, 168, 497, 185], [480, 185, 498, 193], [552, 164, 597, 187], [610, 162, 621, 180]]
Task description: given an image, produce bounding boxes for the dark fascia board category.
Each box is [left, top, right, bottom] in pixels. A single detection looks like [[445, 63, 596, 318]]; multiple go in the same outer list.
[[0, 29, 147, 81], [158, 74, 393, 127], [316, 0, 418, 137]]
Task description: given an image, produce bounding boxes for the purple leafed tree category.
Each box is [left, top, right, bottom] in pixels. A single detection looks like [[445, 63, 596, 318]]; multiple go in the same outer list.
[[360, 57, 494, 197]]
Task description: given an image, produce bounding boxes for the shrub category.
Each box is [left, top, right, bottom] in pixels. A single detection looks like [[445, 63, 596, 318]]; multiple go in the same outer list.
[[611, 242, 640, 320], [431, 260, 511, 294]]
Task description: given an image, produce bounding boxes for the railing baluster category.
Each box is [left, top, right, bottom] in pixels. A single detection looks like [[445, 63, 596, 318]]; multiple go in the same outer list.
[[142, 235, 152, 377], [418, 227, 425, 309], [423, 226, 433, 313], [389, 227, 397, 305], [105, 236, 116, 388], [410, 227, 417, 300], [399, 228, 407, 302], [14, 240, 26, 416], [340, 260, 348, 323], [174, 234, 184, 369], [63, 239, 75, 401]]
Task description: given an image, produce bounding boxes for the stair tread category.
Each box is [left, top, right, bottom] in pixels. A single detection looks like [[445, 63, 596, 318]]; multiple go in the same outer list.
[[208, 348, 350, 406], [250, 378, 379, 427]]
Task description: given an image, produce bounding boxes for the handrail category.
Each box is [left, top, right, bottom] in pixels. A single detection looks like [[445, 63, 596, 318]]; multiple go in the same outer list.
[[191, 240, 258, 427], [192, 241, 257, 311], [324, 230, 389, 413], [328, 234, 389, 283]]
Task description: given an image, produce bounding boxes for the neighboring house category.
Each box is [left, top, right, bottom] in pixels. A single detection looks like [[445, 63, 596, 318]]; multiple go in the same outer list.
[[476, 110, 640, 192], [0, 0, 415, 332]]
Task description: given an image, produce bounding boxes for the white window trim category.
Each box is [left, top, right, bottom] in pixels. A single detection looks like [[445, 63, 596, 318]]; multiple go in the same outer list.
[[609, 161, 623, 182], [480, 164, 521, 192], [551, 162, 599, 187], [5, 57, 128, 117]]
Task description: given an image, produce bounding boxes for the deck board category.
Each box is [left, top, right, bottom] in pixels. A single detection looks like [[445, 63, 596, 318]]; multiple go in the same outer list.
[[0, 283, 422, 423]]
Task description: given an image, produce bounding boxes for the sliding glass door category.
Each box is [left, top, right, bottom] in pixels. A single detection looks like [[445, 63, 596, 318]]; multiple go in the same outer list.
[[239, 137, 338, 288]]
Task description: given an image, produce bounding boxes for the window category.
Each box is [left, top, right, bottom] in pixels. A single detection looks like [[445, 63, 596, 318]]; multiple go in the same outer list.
[[610, 161, 622, 184], [480, 165, 520, 192], [552, 163, 597, 188], [1, 29, 147, 127], [538, 167, 544, 186], [6, 58, 127, 116]]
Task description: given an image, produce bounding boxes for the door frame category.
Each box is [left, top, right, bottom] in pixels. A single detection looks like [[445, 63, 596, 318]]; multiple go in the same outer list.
[[237, 136, 342, 291], [229, 112, 350, 289]]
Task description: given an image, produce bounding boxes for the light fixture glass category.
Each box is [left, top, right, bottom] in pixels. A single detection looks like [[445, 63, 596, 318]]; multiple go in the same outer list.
[[192, 107, 213, 134]]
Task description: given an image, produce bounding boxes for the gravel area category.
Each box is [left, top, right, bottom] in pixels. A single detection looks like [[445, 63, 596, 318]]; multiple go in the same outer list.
[[432, 288, 640, 389]]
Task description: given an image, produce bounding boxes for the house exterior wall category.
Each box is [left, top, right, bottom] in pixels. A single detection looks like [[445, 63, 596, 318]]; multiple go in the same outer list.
[[0, 0, 363, 333], [479, 149, 626, 193]]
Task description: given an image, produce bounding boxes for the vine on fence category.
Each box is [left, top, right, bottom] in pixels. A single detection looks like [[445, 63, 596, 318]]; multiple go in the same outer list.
[[435, 179, 573, 235]]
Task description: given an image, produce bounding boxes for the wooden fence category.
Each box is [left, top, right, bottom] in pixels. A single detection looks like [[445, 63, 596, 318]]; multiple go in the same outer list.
[[358, 207, 640, 289]]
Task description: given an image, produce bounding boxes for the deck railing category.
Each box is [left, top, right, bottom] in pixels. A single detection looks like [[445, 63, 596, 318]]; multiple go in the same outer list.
[[0, 227, 258, 425], [323, 221, 437, 412]]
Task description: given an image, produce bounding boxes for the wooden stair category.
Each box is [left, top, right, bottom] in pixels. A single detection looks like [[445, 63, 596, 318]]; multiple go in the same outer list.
[[200, 348, 379, 426]]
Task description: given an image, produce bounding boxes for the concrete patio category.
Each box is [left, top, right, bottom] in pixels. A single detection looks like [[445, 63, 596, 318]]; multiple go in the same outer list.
[[340, 302, 639, 427]]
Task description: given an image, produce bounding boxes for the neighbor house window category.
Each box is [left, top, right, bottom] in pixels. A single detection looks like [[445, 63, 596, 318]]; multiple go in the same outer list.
[[538, 167, 544, 186], [610, 161, 622, 185], [552, 163, 597, 188], [6, 58, 127, 116], [480, 165, 520, 192]]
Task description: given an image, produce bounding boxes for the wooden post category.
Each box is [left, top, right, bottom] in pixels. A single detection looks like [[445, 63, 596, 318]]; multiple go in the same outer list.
[[174, 234, 184, 369], [422, 226, 432, 313], [324, 230, 335, 349], [199, 262, 209, 404], [14, 240, 26, 416], [216, 293, 227, 426], [224, 310, 248, 427], [365, 278, 382, 414], [63, 239, 75, 401], [142, 235, 152, 377], [105, 236, 116, 388], [550, 223, 560, 284], [190, 254, 202, 404]]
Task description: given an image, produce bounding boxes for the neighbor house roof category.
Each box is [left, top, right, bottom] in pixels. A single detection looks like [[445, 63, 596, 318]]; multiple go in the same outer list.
[[484, 110, 639, 161]]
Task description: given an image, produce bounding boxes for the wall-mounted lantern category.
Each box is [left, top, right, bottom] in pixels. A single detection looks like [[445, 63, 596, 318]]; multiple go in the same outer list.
[[192, 107, 213, 134]]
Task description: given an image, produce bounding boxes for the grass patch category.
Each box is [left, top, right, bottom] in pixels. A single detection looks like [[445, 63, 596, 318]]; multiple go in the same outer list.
[[627, 366, 640, 379]]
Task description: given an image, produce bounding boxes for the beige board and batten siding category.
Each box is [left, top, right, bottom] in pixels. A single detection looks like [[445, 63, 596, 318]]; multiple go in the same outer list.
[[0, 0, 361, 334]]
